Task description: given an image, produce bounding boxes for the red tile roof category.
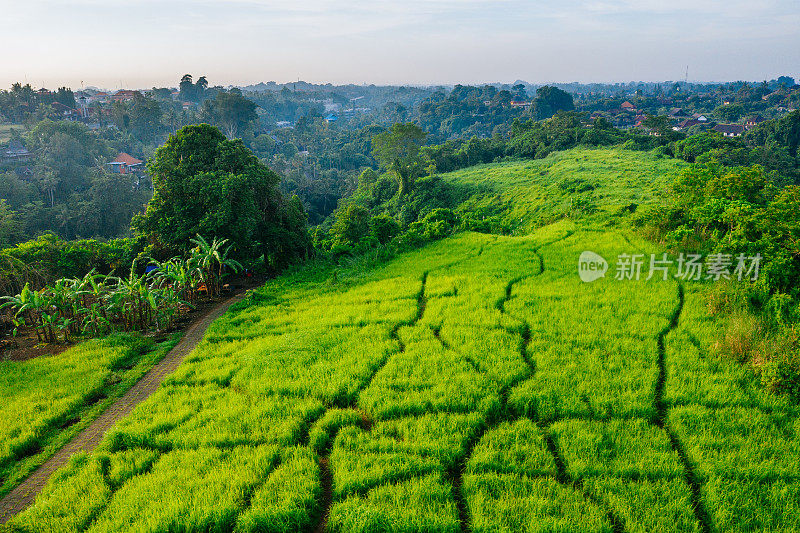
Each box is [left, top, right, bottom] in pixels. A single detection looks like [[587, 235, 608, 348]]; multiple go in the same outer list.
[[109, 152, 143, 166]]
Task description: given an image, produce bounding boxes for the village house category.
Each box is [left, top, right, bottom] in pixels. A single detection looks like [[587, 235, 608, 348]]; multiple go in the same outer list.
[[691, 113, 708, 122], [668, 107, 688, 118], [50, 102, 82, 121], [745, 115, 766, 128], [620, 101, 636, 111], [713, 124, 745, 137], [510, 100, 532, 109], [88, 92, 110, 104], [673, 118, 700, 131], [107, 152, 144, 174], [2, 141, 32, 162]]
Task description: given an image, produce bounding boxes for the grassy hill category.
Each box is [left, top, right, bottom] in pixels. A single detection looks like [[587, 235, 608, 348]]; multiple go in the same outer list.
[[7, 148, 800, 532], [439, 147, 687, 233]]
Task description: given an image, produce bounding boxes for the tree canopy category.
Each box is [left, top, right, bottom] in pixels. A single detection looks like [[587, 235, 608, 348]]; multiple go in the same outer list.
[[370, 122, 427, 197], [533, 86, 575, 119], [133, 124, 310, 269]]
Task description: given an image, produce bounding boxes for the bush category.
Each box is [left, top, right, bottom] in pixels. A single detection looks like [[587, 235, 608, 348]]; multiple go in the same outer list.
[[370, 215, 400, 245]]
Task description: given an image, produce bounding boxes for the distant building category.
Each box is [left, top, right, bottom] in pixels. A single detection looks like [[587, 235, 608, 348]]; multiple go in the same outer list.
[[111, 90, 140, 103], [50, 102, 82, 121], [324, 114, 338, 123], [713, 124, 745, 137], [668, 107, 688, 118], [2, 141, 32, 162], [510, 100, 532, 109], [107, 152, 144, 174], [745, 115, 766, 128], [691, 113, 708, 122], [673, 118, 701, 131], [89, 92, 110, 104], [620, 101, 636, 111]]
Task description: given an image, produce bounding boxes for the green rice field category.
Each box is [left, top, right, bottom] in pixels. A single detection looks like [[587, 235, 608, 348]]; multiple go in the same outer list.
[[4, 149, 799, 532]]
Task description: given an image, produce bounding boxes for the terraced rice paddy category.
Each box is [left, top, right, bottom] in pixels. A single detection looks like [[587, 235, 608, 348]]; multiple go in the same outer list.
[[8, 218, 799, 532]]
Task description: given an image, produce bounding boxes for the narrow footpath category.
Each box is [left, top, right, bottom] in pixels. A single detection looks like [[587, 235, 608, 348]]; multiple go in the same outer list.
[[0, 294, 243, 524]]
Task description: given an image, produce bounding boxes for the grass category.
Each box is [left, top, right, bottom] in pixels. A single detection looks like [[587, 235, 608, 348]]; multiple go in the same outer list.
[[442, 147, 687, 233], [0, 333, 179, 500], [6, 147, 799, 531]]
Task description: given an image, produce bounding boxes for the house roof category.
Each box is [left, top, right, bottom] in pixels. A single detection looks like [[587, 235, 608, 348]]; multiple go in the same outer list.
[[51, 102, 76, 112], [621, 101, 636, 109], [713, 124, 745, 135], [677, 119, 700, 128], [109, 152, 143, 166]]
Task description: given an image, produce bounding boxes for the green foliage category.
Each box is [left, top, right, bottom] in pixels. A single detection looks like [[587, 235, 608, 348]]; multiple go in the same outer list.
[[369, 214, 400, 245], [638, 161, 799, 298], [0, 199, 23, 249], [0, 334, 179, 500], [371, 123, 427, 197], [532, 85, 575, 120], [200, 88, 258, 138], [506, 112, 663, 160], [330, 204, 372, 249], [0, 234, 237, 340], [133, 124, 310, 270]]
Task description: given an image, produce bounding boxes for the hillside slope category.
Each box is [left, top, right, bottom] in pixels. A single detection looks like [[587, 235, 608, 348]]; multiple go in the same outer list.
[[9, 151, 800, 533], [442, 147, 687, 233]]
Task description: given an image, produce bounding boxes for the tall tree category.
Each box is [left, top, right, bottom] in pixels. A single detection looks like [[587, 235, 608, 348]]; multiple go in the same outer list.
[[133, 124, 310, 267], [371, 123, 427, 197], [533, 86, 575, 119], [200, 89, 257, 138], [179, 74, 196, 102]]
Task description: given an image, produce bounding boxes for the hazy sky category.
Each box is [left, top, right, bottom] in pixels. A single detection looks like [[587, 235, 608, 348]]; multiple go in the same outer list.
[[2, 0, 799, 90]]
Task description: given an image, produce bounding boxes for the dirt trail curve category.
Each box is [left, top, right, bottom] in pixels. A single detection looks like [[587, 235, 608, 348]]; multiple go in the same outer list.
[[0, 294, 244, 524]]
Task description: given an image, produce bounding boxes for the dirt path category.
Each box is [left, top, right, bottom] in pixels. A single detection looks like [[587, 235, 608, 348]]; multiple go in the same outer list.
[[0, 294, 243, 524]]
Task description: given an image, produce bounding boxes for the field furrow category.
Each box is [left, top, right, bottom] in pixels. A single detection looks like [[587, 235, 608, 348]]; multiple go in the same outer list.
[[7, 227, 799, 532]]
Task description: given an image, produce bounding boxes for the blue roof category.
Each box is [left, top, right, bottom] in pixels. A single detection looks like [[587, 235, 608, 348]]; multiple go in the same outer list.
[[325, 114, 338, 121]]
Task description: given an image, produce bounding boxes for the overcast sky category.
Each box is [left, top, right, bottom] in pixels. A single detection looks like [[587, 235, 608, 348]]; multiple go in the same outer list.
[[1, 0, 799, 90]]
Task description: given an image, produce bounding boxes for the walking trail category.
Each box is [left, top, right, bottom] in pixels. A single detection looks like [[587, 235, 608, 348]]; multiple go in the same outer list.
[[0, 294, 243, 524]]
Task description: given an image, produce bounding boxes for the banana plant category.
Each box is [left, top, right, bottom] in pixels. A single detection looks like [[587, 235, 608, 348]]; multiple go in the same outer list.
[[189, 235, 242, 297], [1, 283, 55, 342], [151, 257, 199, 306]]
